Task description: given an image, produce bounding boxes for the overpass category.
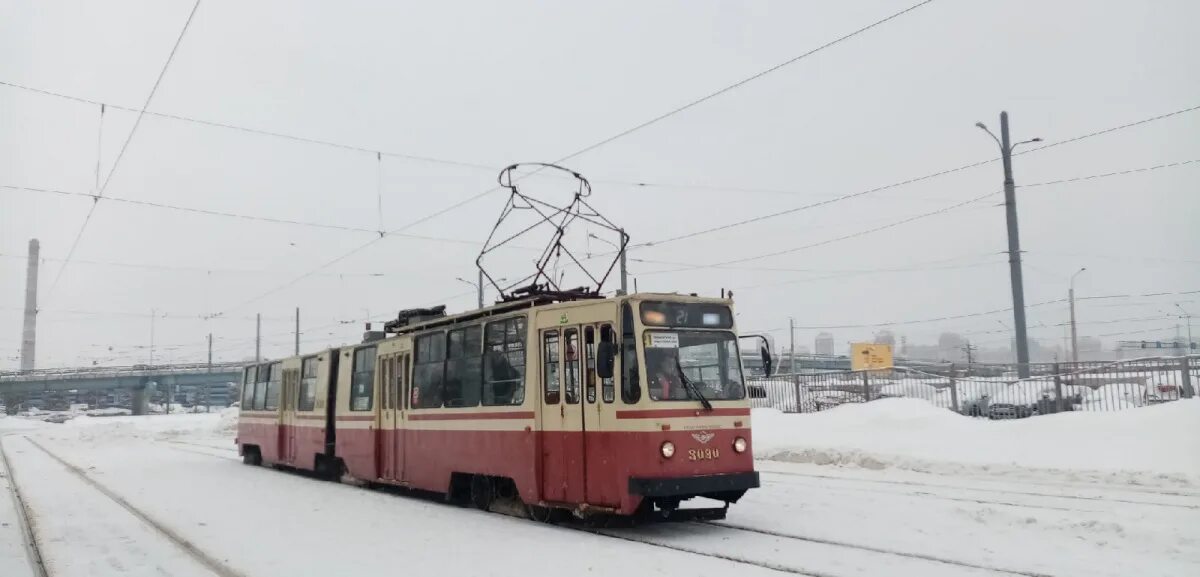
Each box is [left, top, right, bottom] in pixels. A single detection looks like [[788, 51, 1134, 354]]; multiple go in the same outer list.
[[0, 362, 243, 415]]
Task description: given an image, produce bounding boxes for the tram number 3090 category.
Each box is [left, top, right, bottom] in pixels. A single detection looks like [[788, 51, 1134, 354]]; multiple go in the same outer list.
[[688, 448, 721, 461]]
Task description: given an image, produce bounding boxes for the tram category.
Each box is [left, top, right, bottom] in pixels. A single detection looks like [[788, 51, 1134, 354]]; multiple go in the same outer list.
[[236, 292, 769, 519]]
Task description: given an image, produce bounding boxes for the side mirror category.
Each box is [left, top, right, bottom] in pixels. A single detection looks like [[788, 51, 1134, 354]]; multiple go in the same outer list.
[[740, 333, 775, 378], [597, 341, 617, 379]]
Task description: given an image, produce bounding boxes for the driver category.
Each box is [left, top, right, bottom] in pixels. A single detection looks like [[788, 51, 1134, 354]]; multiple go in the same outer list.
[[649, 351, 685, 400]]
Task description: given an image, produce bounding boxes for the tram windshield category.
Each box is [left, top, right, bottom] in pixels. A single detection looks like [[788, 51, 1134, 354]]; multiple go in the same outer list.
[[643, 330, 745, 401]]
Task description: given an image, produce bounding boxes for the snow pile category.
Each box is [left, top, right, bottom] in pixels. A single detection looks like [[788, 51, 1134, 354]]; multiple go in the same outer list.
[[0, 414, 54, 432], [752, 397, 1200, 486], [26, 410, 237, 445]]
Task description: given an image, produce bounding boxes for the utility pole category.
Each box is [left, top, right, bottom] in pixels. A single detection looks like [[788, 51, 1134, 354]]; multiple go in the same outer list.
[[255, 313, 261, 362], [977, 112, 1041, 378], [1178, 304, 1194, 352], [961, 341, 977, 373], [294, 307, 300, 355], [619, 228, 629, 295], [789, 317, 796, 375], [1070, 267, 1086, 363], [207, 333, 213, 369], [149, 308, 156, 366], [477, 269, 484, 309]]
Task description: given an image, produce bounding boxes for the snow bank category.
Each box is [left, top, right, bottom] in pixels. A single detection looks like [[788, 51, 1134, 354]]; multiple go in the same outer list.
[[752, 397, 1200, 486], [28, 408, 238, 445]]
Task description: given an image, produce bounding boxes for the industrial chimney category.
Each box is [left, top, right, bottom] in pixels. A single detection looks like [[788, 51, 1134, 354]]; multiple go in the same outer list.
[[20, 238, 38, 371]]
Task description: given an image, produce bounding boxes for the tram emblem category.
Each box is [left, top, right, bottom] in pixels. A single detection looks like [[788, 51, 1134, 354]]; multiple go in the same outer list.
[[691, 431, 715, 444]]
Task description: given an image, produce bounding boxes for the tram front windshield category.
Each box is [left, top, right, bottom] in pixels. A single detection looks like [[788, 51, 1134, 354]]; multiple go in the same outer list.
[[644, 330, 745, 401]]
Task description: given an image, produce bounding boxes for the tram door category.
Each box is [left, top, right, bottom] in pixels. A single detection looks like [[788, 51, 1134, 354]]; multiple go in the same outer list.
[[539, 326, 586, 504], [375, 351, 410, 482], [394, 352, 410, 483], [377, 355, 395, 480], [581, 323, 619, 507], [281, 367, 299, 465]]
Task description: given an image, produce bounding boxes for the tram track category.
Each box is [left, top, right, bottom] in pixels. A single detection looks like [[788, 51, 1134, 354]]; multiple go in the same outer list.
[[696, 520, 1055, 577], [20, 437, 247, 577], [163, 441, 241, 461], [760, 474, 1110, 513], [0, 436, 48, 577], [759, 469, 1200, 510], [574, 517, 1058, 577]]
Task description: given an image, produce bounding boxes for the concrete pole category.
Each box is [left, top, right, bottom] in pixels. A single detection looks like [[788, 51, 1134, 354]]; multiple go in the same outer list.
[[20, 239, 39, 372], [149, 308, 156, 366], [1069, 287, 1079, 363], [255, 313, 262, 362], [999, 112, 1031, 378], [789, 317, 796, 375], [294, 307, 300, 355], [619, 228, 629, 295], [207, 333, 213, 369], [477, 269, 484, 309]]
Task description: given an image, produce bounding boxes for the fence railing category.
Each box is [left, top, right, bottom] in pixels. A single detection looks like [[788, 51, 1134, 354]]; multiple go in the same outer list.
[[747, 355, 1197, 418]]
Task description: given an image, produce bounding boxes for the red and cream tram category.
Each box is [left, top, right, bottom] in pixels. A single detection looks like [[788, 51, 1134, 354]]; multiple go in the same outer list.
[[237, 292, 767, 519]]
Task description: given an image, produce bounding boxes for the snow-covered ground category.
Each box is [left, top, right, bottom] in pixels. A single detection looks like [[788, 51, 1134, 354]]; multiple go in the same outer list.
[[1, 400, 1197, 577]]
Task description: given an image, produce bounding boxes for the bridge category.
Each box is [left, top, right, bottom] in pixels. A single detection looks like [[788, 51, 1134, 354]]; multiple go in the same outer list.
[[0, 362, 243, 415]]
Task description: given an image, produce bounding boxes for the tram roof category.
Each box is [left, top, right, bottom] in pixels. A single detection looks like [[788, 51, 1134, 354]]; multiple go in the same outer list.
[[387, 291, 733, 336]]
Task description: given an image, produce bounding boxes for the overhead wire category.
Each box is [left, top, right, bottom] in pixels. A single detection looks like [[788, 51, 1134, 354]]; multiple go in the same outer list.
[[45, 0, 203, 302], [0, 79, 496, 171], [215, 1, 939, 316], [628, 103, 1200, 252], [632, 157, 1200, 275]]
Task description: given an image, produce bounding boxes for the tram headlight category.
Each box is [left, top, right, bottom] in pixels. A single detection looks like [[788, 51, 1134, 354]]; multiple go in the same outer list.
[[733, 437, 747, 453], [660, 441, 676, 458]]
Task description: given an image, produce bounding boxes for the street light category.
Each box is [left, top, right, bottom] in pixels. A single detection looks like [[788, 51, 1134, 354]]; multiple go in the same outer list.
[[1176, 304, 1194, 352], [457, 276, 506, 309], [1069, 267, 1087, 363], [976, 112, 1042, 378], [588, 231, 629, 294]]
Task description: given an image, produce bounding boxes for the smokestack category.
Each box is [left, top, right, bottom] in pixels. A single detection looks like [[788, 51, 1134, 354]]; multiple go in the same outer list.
[[20, 239, 39, 371]]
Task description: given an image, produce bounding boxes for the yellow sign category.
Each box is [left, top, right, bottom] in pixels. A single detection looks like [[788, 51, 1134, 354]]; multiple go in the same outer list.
[[851, 343, 893, 371]]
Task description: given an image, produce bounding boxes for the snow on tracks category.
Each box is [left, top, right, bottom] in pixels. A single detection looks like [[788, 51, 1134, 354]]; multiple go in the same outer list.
[[0, 436, 46, 577], [0, 435, 241, 577]]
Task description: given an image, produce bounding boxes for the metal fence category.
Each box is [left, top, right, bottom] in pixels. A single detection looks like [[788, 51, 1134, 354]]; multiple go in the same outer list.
[[747, 355, 1197, 419]]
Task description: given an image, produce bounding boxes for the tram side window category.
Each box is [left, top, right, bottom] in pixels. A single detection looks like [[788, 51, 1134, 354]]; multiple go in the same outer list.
[[483, 317, 526, 406], [564, 328, 580, 404], [350, 347, 376, 411], [265, 362, 283, 410], [584, 327, 597, 403], [253, 364, 269, 410], [413, 333, 445, 409], [445, 326, 482, 408], [543, 330, 561, 404], [600, 324, 616, 403], [621, 303, 641, 404], [241, 366, 257, 408], [298, 357, 318, 411]]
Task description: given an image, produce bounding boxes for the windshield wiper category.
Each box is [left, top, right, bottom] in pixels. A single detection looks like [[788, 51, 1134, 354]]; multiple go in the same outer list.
[[675, 359, 713, 411]]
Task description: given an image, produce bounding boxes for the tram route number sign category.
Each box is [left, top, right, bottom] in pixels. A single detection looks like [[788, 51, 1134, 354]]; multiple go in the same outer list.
[[851, 343, 893, 371]]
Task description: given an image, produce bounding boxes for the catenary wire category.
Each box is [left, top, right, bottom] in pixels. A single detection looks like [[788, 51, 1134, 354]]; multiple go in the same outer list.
[[217, 3, 939, 315], [45, 0, 203, 302], [628, 104, 1200, 252]]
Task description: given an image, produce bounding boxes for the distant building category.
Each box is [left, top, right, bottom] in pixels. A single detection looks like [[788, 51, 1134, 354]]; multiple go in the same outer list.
[[815, 332, 835, 356], [874, 330, 896, 348], [938, 332, 966, 362]]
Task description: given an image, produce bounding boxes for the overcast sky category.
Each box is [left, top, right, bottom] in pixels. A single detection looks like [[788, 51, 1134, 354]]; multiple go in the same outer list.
[[2, 0, 1198, 369]]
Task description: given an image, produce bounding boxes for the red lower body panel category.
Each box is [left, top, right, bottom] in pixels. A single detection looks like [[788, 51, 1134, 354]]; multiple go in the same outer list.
[[240, 419, 754, 515]]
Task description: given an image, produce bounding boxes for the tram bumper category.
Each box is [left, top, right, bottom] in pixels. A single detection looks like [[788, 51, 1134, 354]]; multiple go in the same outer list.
[[628, 471, 760, 502]]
